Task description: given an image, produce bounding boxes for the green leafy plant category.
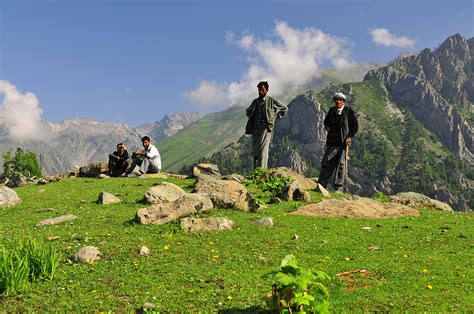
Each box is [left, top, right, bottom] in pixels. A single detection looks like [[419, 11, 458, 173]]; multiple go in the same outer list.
[[245, 167, 292, 197], [0, 233, 61, 295], [372, 192, 390, 203], [266, 255, 331, 313]]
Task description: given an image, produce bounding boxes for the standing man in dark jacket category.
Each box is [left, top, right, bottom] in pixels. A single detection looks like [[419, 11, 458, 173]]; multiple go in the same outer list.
[[318, 92, 358, 192], [245, 81, 287, 169], [108, 143, 130, 177]]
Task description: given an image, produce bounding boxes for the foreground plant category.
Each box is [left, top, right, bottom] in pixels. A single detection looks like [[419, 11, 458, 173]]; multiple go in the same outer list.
[[246, 167, 291, 198], [0, 233, 61, 295], [266, 255, 331, 313]]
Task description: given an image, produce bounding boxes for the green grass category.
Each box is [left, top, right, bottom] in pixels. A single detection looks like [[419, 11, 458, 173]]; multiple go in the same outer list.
[[0, 177, 473, 311]]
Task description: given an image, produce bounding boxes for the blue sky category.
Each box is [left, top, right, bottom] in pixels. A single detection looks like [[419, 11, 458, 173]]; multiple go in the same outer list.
[[0, 0, 472, 127]]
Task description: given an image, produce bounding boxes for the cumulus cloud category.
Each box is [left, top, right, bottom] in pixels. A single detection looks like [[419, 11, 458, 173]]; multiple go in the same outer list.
[[370, 28, 415, 48], [0, 80, 48, 139], [186, 21, 353, 107]]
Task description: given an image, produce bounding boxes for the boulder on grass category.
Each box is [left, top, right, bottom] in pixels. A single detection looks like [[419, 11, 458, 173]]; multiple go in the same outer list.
[[136, 193, 213, 225], [97, 192, 120, 204], [36, 214, 78, 227], [79, 162, 108, 178], [390, 192, 454, 211], [267, 167, 317, 190], [144, 182, 187, 204], [194, 180, 251, 212], [281, 181, 311, 201], [193, 163, 221, 181], [0, 186, 22, 208], [73, 246, 101, 263]]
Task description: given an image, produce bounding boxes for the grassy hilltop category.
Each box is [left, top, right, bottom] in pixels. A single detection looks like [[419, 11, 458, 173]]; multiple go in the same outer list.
[[0, 176, 473, 312]]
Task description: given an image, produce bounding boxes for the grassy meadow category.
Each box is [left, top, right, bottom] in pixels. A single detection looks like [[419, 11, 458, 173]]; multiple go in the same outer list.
[[0, 176, 473, 312]]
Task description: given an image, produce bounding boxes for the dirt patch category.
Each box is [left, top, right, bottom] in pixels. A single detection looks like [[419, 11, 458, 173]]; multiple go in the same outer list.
[[292, 196, 420, 218]]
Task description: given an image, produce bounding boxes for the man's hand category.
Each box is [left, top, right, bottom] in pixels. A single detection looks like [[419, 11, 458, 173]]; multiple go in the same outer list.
[[346, 137, 352, 146]]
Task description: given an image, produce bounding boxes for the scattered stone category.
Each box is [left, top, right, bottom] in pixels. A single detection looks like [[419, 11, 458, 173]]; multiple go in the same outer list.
[[281, 181, 311, 201], [139, 246, 150, 257], [292, 196, 420, 218], [316, 184, 330, 197], [193, 163, 221, 181], [368, 245, 380, 251], [194, 180, 251, 211], [144, 182, 187, 204], [38, 188, 46, 193], [72, 246, 101, 263], [267, 167, 317, 190], [97, 192, 120, 204], [390, 192, 454, 211], [6, 172, 30, 188], [36, 214, 78, 227], [254, 217, 274, 227], [47, 236, 60, 241], [0, 187, 22, 208], [222, 173, 245, 183], [258, 255, 267, 262], [99, 174, 110, 179], [180, 217, 235, 232], [292, 234, 299, 240], [78, 162, 108, 178], [136, 193, 213, 225], [361, 226, 372, 231]]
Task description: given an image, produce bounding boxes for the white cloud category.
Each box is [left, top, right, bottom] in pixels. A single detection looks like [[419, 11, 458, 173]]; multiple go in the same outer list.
[[0, 80, 48, 139], [186, 21, 353, 107], [185, 80, 227, 107], [370, 28, 415, 48]]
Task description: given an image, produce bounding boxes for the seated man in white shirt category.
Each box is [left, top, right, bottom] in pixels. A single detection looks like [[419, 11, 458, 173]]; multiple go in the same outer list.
[[126, 136, 161, 175]]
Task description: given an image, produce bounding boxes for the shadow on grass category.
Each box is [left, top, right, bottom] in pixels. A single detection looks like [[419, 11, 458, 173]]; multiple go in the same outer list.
[[123, 218, 139, 226]]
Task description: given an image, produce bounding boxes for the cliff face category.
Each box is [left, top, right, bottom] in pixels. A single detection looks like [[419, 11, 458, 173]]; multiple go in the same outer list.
[[137, 112, 204, 142], [364, 34, 473, 165]]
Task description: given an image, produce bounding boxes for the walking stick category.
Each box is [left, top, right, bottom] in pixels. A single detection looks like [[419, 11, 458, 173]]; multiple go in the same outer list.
[[343, 142, 349, 193]]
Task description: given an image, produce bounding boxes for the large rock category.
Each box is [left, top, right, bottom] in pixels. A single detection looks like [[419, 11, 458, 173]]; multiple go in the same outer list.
[[143, 182, 187, 204], [267, 167, 317, 190], [193, 180, 251, 211], [390, 192, 454, 211], [97, 192, 120, 204], [281, 181, 311, 201], [193, 163, 221, 181], [293, 196, 420, 218], [73, 246, 101, 263], [136, 193, 213, 225], [36, 214, 78, 227], [5, 172, 30, 188], [181, 217, 235, 232], [0, 187, 22, 207], [78, 162, 108, 178]]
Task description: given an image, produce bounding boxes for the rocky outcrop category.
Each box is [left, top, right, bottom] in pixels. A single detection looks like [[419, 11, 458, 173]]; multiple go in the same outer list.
[[79, 162, 109, 178], [365, 34, 473, 165], [390, 192, 454, 211], [0, 186, 21, 207], [5, 172, 30, 188], [193, 163, 221, 181], [136, 193, 213, 225], [293, 196, 420, 218]]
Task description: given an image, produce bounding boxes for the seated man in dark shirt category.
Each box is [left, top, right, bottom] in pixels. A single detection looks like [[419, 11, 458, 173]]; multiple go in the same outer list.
[[108, 143, 130, 177]]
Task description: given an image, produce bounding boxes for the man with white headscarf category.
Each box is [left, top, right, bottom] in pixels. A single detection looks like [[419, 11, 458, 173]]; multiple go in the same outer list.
[[318, 92, 358, 192]]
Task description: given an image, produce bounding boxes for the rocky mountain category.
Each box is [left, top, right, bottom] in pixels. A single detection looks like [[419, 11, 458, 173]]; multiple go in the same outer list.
[[201, 34, 473, 211], [137, 112, 204, 142]]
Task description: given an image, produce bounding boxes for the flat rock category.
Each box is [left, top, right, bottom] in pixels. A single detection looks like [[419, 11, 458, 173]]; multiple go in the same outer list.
[[193, 180, 251, 211], [254, 217, 274, 227], [136, 193, 213, 225], [73, 246, 101, 263], [97, 192, 120, 204], [36, 214, 78, 227], [144, 182, 186, 204], [222, 173, 246, 183], [390, 192, 454, 211], [144, 172, 189, 179], [0, 187, 22, 208], [181, 217, 235, 232], [293, 196, 420, 218]]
